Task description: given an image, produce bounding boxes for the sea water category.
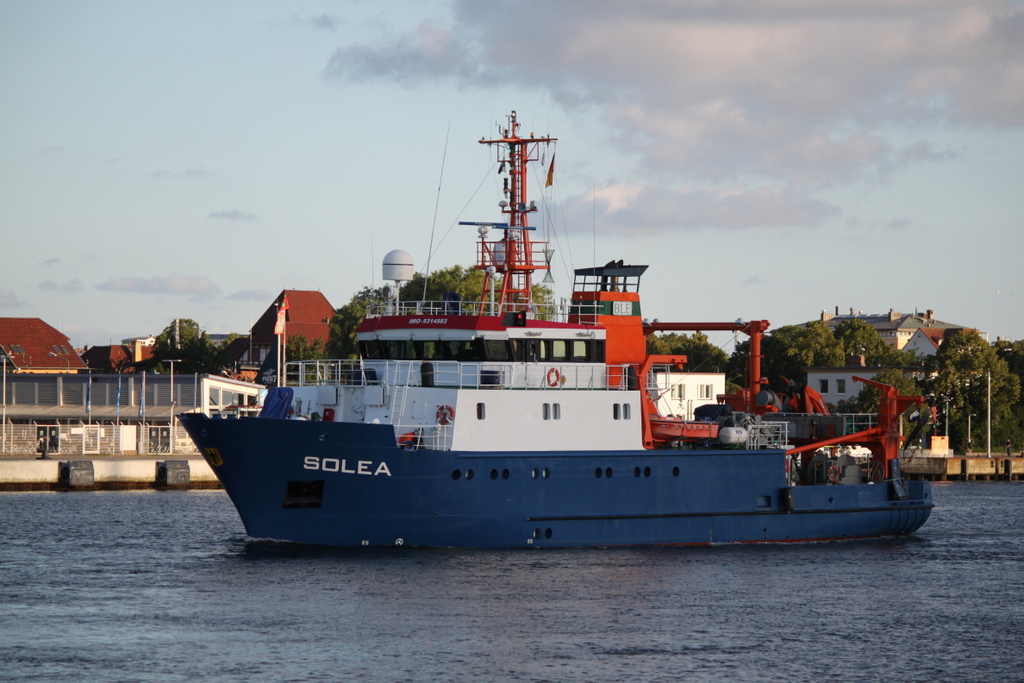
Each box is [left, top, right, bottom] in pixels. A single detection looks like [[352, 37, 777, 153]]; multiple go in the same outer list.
[[1, 483, 1022, 683]]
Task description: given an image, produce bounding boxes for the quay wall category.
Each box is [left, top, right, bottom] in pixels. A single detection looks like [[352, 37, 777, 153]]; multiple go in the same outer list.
[[0, 457, 219, 491]]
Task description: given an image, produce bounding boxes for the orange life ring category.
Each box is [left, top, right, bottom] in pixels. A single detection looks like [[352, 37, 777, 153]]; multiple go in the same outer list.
[[546, 367, 561, 387], [436, 405, 455, 425]]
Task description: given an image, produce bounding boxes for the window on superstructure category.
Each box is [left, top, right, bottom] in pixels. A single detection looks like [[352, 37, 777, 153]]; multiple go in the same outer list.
[[476, 403, 486, 420], [572, 341, 588, 361], [698, 384, 712, 400], [550, 340, 568, 362], [543, 403, 551, 420], [613, 404, 620, 420], [482, 339, 511, 361], [623, 403, 631, 420], [383, 340, 417, 360], [359, 340, 383, 359], [553, 403, 561, 420]]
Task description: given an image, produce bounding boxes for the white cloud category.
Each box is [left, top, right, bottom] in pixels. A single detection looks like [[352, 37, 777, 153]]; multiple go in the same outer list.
[[96, 275, 221, 298], [38, 279, 85, 292], [564, 183, 839, 234], [208, 210, 258, 221], [324, 1, 1023, 231]]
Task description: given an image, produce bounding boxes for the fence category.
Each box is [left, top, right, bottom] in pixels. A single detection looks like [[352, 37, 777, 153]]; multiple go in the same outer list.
[[0, 419, 199, 457]]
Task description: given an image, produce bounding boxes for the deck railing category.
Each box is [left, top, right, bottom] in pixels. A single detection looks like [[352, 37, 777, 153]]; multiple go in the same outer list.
[[285, 359, 634, 391]]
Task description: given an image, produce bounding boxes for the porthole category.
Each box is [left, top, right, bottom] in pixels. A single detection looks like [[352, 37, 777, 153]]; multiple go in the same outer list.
[[595, 467, 603, 478], [605, 467, 613, 478], [501, 469, 510, 480], [531, 468, 539, 479], [465, 469, 474, 480], [451, 470, 461, 480], [633, 467, 641, 478], [490, 469, 498, 480], [542, 468, 550, 479], [644, 466, 651, 478], [544, 528, 553, 539], [533, 528, 541, 538], [672, 466, 680, 477]]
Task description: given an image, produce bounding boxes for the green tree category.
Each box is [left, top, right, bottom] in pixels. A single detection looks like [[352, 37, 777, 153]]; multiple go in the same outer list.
[[151, 318, 225, 374], [326, 286, 385, 359], [731, 322, 844, 391], [926, 330, 1021, 452], [647, 332, 729, 373], [401, 265, 486, 304], [287, 332, 326, 361], [840, 368, 924, 414]]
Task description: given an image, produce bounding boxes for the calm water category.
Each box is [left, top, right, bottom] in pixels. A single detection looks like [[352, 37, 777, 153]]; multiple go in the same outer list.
[[1, 483, 1022, 683]]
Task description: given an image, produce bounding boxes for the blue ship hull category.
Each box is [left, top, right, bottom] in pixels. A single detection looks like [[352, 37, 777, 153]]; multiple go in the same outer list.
[[180, 414, 933, 548]]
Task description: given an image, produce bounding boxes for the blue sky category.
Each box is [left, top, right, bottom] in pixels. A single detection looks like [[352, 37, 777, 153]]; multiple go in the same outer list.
[[2, 0, 1023, 351]]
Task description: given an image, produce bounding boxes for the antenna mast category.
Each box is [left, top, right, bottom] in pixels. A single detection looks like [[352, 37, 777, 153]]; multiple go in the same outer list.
[[472, 110, 556, 314]]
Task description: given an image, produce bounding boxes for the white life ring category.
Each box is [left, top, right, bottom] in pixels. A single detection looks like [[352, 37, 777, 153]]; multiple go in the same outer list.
[[546, 367, 561, 387], [436, 405, 455, 425]]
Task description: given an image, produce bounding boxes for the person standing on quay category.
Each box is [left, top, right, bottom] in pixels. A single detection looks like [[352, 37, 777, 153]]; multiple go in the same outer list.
[[1007, 438, 1013, 457]]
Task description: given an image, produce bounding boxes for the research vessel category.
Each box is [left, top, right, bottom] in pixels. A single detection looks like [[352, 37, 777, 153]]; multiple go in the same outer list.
[[181, 111, 932, 547]]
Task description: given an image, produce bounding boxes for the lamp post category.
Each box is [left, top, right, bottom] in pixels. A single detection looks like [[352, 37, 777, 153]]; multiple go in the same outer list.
[[48, 352, 70, 371], [2, 354, 7, 456], [165, 359, 182, 455], [967, 414, 975, 455]]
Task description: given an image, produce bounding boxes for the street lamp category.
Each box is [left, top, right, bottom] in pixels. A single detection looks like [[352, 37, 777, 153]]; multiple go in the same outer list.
[[165, 359, 182, 455], [48, 352, 70, 371], [2, 354, 7, 456], [967, 414, 975, 455]]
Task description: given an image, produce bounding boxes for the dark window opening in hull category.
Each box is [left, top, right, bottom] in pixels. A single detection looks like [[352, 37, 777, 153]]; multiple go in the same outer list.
[[283, 480, 325, 509]]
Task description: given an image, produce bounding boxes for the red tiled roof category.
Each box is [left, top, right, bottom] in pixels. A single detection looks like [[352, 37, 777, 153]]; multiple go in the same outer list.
[[250, 290, 335, 348], [80, 344, 153, 372], [0, 317, 88, 371]]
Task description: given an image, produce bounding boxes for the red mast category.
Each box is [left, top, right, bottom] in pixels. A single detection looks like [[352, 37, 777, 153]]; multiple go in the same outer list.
[[472, 111, 556, 314]]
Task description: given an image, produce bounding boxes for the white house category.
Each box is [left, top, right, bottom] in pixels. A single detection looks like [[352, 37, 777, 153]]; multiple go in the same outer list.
[[651, 371, 726, 419]]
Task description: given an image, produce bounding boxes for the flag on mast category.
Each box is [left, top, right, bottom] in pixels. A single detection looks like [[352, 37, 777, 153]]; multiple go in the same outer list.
[[545, 154, 555, 187], [274, 294, 289, 335]]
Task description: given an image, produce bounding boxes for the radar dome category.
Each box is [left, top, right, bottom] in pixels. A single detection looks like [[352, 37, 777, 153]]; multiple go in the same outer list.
[[382, 249, 414, 282]]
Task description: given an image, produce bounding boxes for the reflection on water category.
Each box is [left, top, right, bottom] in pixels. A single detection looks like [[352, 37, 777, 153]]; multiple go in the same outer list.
[[1, 484, 1022, 682]]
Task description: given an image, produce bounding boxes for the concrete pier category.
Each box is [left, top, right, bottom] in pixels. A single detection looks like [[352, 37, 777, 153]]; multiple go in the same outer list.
[[899, 456, 1024, 481], [0, 456, 220, 491]]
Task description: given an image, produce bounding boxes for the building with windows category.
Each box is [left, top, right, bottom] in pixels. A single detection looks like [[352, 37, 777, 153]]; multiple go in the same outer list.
[[804, 356, 881, 408], [0, 372, 262, 456], [815, 308, 975, 350], [652, 371, 726, 419], [224, 289, 336, 379], [0, 317, 87, 373]]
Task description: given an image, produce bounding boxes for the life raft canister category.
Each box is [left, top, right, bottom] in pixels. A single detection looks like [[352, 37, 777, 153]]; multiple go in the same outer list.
[[546, 367, 561, 387], [436, 405, 455, 425]]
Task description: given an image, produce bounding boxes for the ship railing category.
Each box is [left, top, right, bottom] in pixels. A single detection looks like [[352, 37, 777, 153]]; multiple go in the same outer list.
[[391, 423, 453, 451], [365, 300, 566, 321], [285, 359, 636, 391], [748, 421, 790, 449]]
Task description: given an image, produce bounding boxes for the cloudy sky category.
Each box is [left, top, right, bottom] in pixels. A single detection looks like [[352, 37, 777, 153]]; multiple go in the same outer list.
[[2, 0, 1023, 350]]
